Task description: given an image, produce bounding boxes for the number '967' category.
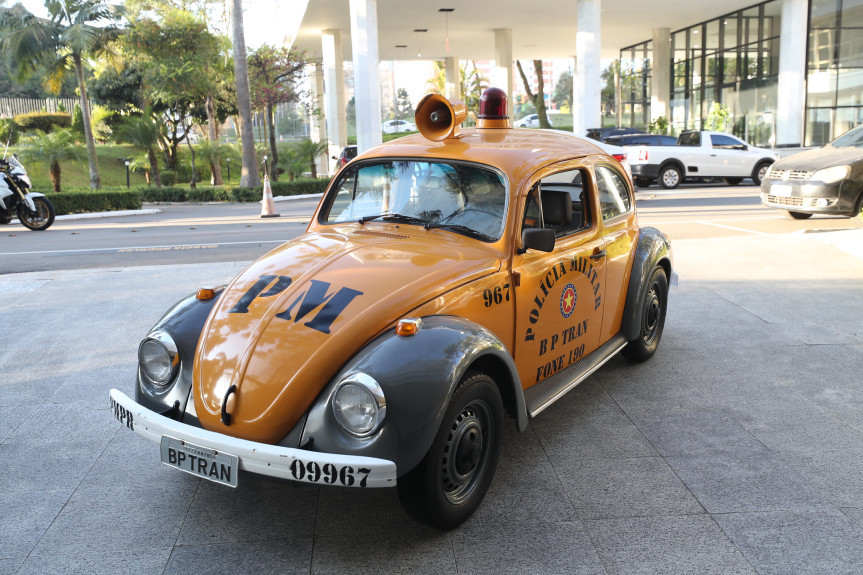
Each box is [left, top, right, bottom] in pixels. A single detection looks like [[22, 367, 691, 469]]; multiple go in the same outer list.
[[482, 284, 511, 308]]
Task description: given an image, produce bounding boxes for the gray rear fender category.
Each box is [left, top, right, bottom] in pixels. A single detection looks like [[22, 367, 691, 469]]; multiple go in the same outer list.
[[621, 227, 673, 342], [301, 316, 527, 477]]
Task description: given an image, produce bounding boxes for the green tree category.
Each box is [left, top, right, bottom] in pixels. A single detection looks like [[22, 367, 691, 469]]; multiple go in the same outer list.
[[114, 112, 163, 187], [293, 138, 327, 179], [552, 70, 572, 111], [0, 118, 19, 146], [516, 60, 550, 129], [20, 128, 86, 193], [393, 88, 414, 121], [0, 1, 125, 190], [248, 44, 308, 181], [460, 61, 487, 124]]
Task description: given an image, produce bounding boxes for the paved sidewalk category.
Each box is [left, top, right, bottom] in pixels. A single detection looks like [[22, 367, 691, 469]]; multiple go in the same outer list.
[[1, 230, 862, 574]]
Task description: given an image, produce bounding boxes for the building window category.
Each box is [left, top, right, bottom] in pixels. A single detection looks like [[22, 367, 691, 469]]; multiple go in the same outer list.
[[618, 42, 652, 129], [805, 0, 863, 145], [622, 0, 781, 146]]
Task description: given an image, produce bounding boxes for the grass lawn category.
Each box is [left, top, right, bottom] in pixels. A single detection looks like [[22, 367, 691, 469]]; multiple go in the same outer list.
[[20, 145, 150, 189]]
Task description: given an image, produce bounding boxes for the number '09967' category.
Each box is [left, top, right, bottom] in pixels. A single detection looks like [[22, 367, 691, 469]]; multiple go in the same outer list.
[[289, 459, 371, 487], [483, 283, 511, 308]]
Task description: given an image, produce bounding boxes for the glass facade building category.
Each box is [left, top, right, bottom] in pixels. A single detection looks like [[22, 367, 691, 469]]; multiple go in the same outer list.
[[619, 0, 863, 146]]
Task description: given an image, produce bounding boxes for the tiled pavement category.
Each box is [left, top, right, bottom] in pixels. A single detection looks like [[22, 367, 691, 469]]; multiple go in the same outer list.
[[1, 229, 862, 574]]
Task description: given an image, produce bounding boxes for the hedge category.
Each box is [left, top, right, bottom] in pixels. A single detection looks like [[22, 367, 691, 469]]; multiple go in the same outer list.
[[139, 178, 330, 203], [14, 112, 72, 132], [41, 190, 142, 215]]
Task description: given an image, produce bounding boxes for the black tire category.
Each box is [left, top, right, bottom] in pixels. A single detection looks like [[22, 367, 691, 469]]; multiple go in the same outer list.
[[786, 211, 813, 220], [17, 196, 55, 231], [723, 177, 743, 186], [634, 177, 653, 188], [658, 165, 682, 189], [397, 371, 503, 530], [623, 267, 668, 363], [752, 161, 772, 185]]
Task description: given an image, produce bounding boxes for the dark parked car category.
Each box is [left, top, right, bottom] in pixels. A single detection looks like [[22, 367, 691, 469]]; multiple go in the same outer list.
[[333, 145, 357, 168], [761, 123, 863, 219], [604, 134, 678, 147], [585, 127, 647, 142]]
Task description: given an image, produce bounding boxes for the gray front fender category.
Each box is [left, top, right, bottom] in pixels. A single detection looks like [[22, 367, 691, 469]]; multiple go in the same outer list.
[[301, 316, 526, 477], [622, 227, 673, 342]]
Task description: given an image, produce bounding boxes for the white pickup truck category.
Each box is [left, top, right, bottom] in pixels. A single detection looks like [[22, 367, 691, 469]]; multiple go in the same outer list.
[[625, 130, 777, 189]]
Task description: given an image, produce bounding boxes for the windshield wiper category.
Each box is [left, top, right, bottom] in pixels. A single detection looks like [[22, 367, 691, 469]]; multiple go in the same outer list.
[[424, 222, 494, 241], [359, 212, 428, 225]]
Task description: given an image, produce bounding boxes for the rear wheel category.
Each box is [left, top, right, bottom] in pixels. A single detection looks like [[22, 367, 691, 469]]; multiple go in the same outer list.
[[398, 371, 503, 530], [723, 177, 743, 186], [658, 165, 682, 189], [17, 196, 55, 231], [634, 177, 653, 188], [786, 211, 813, 220], [623, 267, 668, 362]]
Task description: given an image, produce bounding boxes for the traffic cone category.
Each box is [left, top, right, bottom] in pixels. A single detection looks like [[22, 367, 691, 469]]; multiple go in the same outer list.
[[260, 174, 280, 218]]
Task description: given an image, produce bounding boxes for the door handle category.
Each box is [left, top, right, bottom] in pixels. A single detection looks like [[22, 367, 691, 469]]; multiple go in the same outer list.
[[590, 249, 606, 260]]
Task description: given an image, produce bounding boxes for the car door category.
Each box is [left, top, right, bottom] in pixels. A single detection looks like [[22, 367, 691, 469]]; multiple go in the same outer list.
[[595, 163, 639, 343], [512, 164, 607, 389], [708, 134, 752, 176]]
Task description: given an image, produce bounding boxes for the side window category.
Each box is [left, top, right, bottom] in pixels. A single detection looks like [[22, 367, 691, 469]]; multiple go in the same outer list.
[[522, 168, 590, 238], [595, 165, 633, 221], [711, 134, 744, 149]]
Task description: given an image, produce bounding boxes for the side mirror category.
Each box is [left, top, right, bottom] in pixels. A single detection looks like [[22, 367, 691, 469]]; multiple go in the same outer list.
[[519, 228, 555, 254]]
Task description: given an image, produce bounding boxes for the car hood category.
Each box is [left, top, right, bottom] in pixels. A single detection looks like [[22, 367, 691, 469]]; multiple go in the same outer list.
[[193, 227, 501, 443], [774, 146, 863, 171]]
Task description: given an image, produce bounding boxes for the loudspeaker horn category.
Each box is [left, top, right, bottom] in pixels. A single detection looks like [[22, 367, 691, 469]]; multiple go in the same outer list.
[[414, 94, 467, 141]]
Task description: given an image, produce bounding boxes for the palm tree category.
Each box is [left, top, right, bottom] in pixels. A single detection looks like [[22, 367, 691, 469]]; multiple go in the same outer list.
[[0, 1, 124, 190], [229, 0, 261, 188], [114, 113, 162, 187], [20, 128, 86, 193], [294, 139, 328, 179]]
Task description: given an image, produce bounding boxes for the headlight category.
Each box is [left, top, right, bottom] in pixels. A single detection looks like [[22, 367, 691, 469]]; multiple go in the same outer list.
[[138, 331, 178, 386], [332, 373, 386, 437], [812, 165, 850, 184]]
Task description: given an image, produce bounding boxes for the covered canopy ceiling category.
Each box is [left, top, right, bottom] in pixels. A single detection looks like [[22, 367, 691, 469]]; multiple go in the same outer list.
[[292, 0, 762, 61]]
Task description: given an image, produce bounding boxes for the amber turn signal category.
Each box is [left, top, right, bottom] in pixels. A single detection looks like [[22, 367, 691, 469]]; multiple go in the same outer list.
[[196, 286, 221, 300], [395, 317, 423, 337]]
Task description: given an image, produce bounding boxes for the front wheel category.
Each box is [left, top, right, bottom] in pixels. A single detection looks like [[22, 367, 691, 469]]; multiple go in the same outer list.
[[398, 371, 503, 529], [752, 161, 772, 185], [786, 211, 813, 220], [17, 196, 55, 231], [623, 267, 669, 363], [659, 165, 682, 189]]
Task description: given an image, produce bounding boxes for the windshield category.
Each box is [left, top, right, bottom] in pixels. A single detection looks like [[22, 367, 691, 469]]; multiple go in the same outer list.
[[830, 123, 863, 148], [322, 160, 508, 241]]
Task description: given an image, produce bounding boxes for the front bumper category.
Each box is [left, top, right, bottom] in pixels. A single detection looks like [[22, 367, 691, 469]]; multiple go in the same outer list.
[[109, 389, 397, 488], [760, 179, 856, 216]]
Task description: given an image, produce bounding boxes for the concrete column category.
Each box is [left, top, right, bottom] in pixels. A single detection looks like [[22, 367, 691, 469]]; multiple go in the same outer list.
[[444, 57, 461, 100], [575, 0, 601, 135], [322, 30, 347, 171], [310, 60, 330, 176], [349, 0, 383, 153], [651, 28, 671, 123], [494, 29, 514, 118], [777, 0, 808, 147]]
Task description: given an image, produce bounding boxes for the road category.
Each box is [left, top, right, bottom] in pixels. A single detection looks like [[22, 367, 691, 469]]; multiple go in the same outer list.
[[0, 186, 859, 274]]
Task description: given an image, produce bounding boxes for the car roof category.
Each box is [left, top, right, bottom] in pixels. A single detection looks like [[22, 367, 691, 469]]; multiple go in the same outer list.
[[359, 128, 610, 174]]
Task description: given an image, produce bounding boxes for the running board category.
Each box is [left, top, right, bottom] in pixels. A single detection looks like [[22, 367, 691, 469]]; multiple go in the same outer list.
[[524, 333, 628, 418]]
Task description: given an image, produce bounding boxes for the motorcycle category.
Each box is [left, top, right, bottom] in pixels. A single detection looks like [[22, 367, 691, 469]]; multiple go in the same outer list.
[[0, 152, 55, 231]]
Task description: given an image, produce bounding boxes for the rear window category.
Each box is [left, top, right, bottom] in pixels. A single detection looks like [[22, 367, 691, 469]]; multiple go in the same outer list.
[[678, 132, 701, 146]]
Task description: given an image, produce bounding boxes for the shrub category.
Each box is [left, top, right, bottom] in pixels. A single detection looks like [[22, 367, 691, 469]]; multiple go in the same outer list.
[[40, 190, 142, 215], [0, 118, 19, 146], [160, 169, 178, 186], [14, 112, 72, 132]]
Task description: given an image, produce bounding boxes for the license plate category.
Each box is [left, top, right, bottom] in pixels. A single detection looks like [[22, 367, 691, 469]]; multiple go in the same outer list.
[[771, 184, 793, 197], [160, 436, 239, 488]]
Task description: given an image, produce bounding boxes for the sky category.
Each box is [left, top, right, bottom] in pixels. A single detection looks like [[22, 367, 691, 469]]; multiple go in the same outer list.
[[13, 0, 304, 49]]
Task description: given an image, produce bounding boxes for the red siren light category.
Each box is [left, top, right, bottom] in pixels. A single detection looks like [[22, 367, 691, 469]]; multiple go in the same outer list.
[[476, 88, 512, 128]]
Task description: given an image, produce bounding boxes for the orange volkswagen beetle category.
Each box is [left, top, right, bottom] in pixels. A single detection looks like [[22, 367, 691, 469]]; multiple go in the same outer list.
[[110, 88, 675, 529]]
